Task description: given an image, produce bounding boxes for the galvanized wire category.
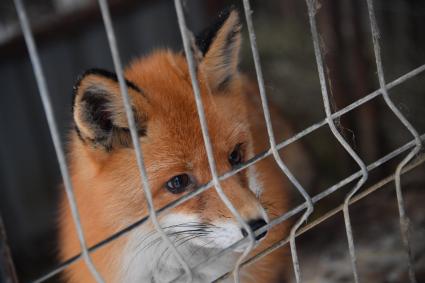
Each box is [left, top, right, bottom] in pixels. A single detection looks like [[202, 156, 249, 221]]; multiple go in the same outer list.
[[96, 0, 193, 282], [12, 0, 104, 282], [242, 1, 314, 282], [366, 0, 422, 282], [305, 0, 368, 282], [174, 1, 256, 282], [173, 133, 425, 282], [9, 0, 425, 282], [213, 153, 425, 281], [30, 63, 425, 283]]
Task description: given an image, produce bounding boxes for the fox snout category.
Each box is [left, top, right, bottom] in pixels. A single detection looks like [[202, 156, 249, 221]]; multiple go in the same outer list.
[[233, 192, 269, 241], [241, 218, 268, 241], [198, 180, 269, 250]]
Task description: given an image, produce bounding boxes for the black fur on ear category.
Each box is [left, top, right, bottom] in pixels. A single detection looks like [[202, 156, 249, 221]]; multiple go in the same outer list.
[[195, 7, 235, 56], [194, 7, 243, 92], [72, 68, 148, 151], [72, 68, 142, 113]]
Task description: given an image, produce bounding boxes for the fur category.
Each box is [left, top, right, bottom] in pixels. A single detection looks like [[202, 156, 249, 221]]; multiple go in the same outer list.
[[59, 9, 291, 283]]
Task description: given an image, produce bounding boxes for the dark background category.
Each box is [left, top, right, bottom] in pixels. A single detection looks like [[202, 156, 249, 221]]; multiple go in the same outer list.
[[0, 0, 424, 282]]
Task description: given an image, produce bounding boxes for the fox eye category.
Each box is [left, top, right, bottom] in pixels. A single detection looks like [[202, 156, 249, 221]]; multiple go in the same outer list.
[[228, 143, 244, 167], [165, 174, 191, 194]]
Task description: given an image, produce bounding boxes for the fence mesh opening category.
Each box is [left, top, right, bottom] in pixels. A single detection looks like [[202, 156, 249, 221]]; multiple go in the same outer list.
[[1, 0, 424, 282]]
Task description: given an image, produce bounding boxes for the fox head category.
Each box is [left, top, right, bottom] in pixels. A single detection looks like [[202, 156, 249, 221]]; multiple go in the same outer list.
[[70, 9, 268, 255]]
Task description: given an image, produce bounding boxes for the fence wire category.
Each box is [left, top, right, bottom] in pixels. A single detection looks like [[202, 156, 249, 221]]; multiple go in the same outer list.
[[305, 0, 368, 281], [366, 1, 422, 282], [211, 153, 425, 282], [12, 0, 104, 282], [6, 0, 425, 283], [242, 1, 314, 283], [174, 1, 256, 281], [97, 0, 193, 282]]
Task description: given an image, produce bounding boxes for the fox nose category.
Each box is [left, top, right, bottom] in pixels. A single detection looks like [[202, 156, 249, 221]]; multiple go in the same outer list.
[[241, 218, 268, 241]]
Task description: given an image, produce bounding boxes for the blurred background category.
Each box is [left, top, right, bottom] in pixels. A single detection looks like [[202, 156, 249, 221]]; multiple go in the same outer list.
[[0, 0, 424, 282]]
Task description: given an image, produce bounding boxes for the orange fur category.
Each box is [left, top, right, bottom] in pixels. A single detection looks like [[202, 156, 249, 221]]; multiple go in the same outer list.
[[59, 10, 292, 283]]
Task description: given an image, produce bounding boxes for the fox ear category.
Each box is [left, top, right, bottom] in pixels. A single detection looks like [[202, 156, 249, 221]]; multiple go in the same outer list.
[[196, 9, 242, 92], [72, 69, 148, 151]]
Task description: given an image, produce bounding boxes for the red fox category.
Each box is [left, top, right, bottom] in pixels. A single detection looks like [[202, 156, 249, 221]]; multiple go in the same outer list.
[[59, 9, 295, 283]]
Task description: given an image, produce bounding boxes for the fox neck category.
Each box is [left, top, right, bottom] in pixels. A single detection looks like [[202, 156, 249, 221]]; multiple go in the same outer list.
[[119, 226, 240, 283]]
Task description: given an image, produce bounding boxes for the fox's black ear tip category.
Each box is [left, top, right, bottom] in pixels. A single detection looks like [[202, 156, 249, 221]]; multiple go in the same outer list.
[[218, 5, 239, 20], [72, 68, 115, 111], [73, 68, 114, 95], [217, 6, 242, 27], [74, 69, 116, 88], [195, 6, 242, 56]]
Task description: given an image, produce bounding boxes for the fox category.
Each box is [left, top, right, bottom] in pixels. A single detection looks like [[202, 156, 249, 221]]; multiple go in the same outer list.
[[59, 8, 299, 283]]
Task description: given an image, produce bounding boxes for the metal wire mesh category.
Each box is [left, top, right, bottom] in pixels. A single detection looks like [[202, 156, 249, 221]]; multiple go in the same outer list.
[[241, 2, 314, 282], [8, 0, 424, 282]]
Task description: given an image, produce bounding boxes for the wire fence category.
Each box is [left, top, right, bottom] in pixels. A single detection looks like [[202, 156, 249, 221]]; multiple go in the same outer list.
[[5, 0, 424, 282]]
